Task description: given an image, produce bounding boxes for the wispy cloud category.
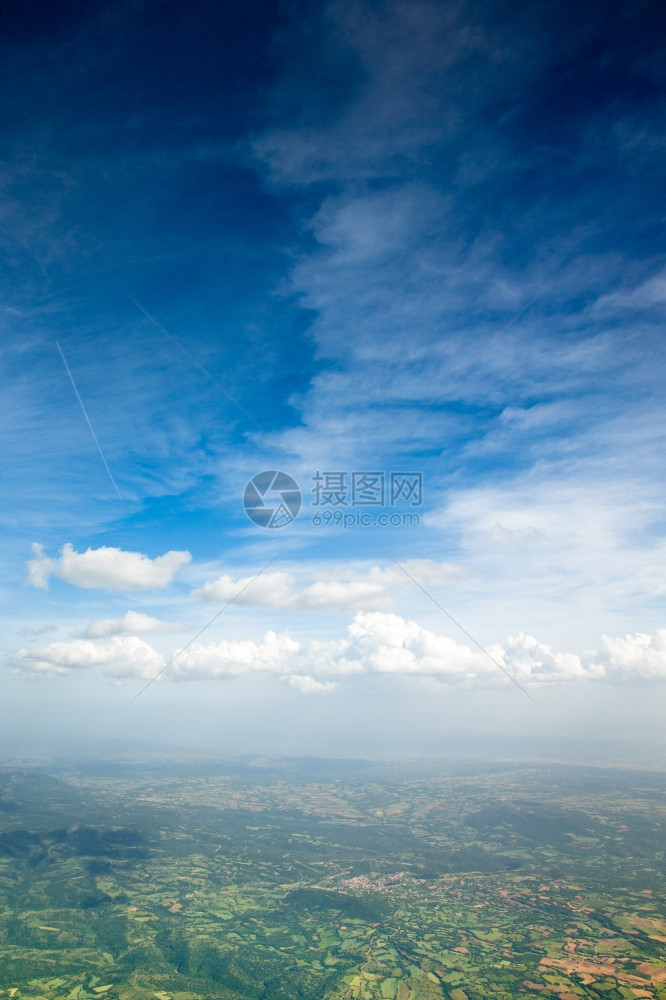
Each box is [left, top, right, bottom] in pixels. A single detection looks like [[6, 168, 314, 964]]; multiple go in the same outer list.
[[254, 0, 528, 186], [593, 269, 666, 312], [16, 624, 58, 639], [72, 610, 187, 638], [193, 560, 462, 610]]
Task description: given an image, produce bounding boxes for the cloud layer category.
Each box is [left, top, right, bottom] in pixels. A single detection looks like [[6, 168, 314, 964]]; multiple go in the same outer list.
[[11, 612, 666, 690]]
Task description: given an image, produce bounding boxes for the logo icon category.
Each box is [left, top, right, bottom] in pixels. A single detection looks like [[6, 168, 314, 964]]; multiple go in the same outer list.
[[243, 471, 302, 529]]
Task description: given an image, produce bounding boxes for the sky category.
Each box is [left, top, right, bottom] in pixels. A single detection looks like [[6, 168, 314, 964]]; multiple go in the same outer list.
[[1, 0, 665, 757]]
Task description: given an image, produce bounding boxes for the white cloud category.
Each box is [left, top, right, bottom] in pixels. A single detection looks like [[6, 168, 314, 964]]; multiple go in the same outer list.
[[170, 631, 300, 681], [27, 543, 191, 591], [161, 612, 493, 685], [193, 571, 297, 606], [593, 630, 666, 682], [11, 613, 666, 690], [481, 524, 549, 547], [280, 674, 337, 695], [296, 578, 388, 609], [193, 560, 462, 610], [488, 632, 599, 684], [73, 610, 186, 638], [427, 469, 666, 632], [316, 611, 492, 680], [12, 635, 164, 679]]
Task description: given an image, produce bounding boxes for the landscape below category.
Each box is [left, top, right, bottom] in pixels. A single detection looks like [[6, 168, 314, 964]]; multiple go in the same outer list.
[[0, 753, 664, 1000]]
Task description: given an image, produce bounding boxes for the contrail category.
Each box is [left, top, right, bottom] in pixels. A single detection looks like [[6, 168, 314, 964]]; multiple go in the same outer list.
[[56, 340, 123, 501]]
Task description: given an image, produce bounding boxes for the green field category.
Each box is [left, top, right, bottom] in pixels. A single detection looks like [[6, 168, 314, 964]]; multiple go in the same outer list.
[[0, 756, 664, 1000]]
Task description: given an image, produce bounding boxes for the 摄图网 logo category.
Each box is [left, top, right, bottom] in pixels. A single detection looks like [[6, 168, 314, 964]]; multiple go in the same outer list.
[[243, 470, 302, 528]]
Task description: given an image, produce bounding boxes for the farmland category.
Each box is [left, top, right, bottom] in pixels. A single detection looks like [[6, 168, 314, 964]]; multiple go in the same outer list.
[[0, 756, 664, 1000]]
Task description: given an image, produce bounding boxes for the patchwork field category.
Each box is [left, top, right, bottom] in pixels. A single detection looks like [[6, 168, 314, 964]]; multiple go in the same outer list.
[[0, 757, 664, 1000]]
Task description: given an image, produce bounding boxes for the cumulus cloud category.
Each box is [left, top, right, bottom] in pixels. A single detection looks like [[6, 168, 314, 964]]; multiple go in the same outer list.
[[27, 543, 191, 591], [593, 630, 666, 682], [322, 611, 489, 679], [170, 631, 300, 681], [280, 674, 338, 695], [488, 633, 600, 685], [12, 636, 164, 679], [193, 560, 462, 610], [151, 612, 493, 685], [11, 614, 666, 689], [72, 610, 187, 639]]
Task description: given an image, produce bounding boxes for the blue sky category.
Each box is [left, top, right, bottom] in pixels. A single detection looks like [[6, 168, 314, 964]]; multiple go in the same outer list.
[[1, 0, 665, 755]]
